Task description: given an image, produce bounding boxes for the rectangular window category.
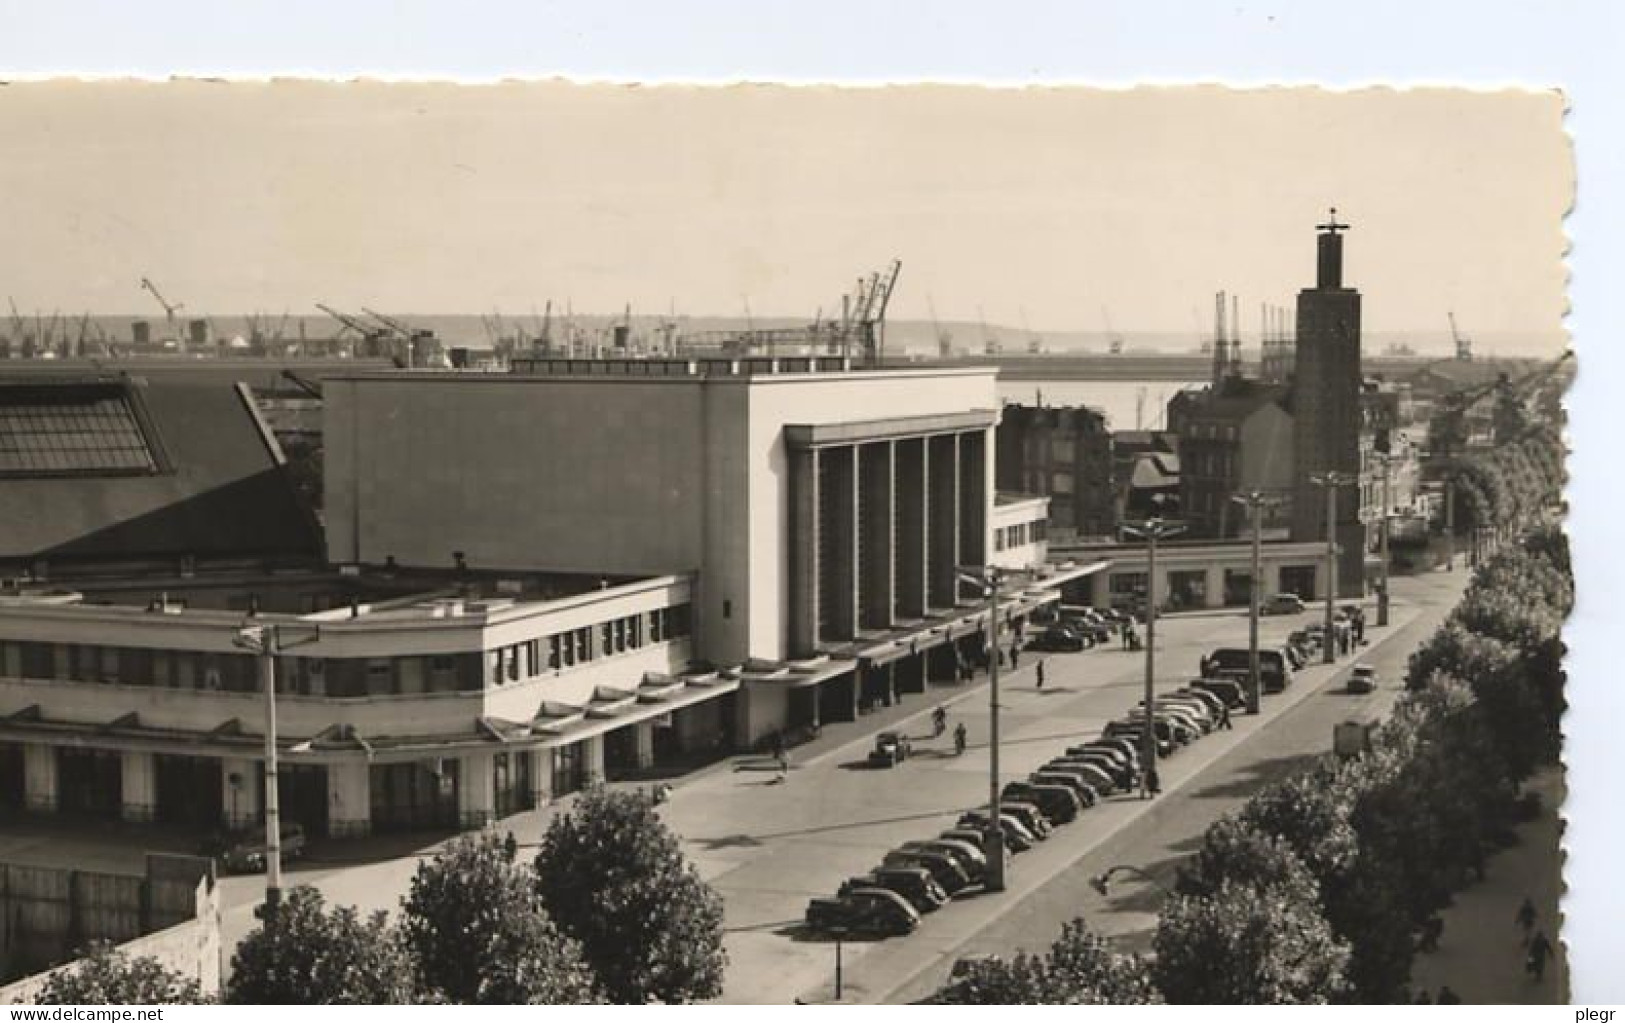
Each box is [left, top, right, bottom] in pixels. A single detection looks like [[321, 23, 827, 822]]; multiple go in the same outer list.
[[628, 615, 643, 648], [614, 618, 627, 654], [428, 655, 457, 693], [0, 382, 163, 477], [649, 610, 664, 643], [367, 658, 396, 696], [548, 634, 563, 670], [669, 605, 691, 640], [574, 627, 591, 663], [98, 646, 120, 684]]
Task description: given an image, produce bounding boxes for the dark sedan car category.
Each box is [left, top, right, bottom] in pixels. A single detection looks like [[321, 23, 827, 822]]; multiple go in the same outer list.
[[1002, 781, 1081, 826], [838, 866, 948, 913], [805, 887, 921, 937], [1027, 625, 1088, 653]]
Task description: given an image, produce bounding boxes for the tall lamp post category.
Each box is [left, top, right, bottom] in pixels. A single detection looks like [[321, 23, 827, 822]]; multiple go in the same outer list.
[[1371, 454, 1393, 627], [1309, 471, 1359, 664], [1120, 515, 1184, 797], [957, 565, 1007, 893], [1230, 491, 1282, 716], [232, 617, 321, 914]]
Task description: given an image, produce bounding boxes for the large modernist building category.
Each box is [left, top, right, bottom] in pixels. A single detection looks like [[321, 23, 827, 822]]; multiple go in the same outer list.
[[0, 358, 1079, 840]]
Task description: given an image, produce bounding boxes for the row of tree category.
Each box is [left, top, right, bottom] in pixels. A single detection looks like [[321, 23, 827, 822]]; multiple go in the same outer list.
[[35, 787, 728, 1005], [939, 527, 1570, 1005]]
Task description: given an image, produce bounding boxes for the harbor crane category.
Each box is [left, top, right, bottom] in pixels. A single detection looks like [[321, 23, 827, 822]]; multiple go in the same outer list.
[[140, 278, 185, 351], [1448, 311, 1473, 362]]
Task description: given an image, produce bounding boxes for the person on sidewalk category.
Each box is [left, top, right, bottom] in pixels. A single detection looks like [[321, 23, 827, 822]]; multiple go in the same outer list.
[[932, 706, 947, 737], [954, 722, 967, 756], [1036, 659, 1046, 689], [1527, 930, 1553, 982], [1217, 701, 1233, 730], [1516, 896, 1538, 945], [1009, 644, 1020, 671]]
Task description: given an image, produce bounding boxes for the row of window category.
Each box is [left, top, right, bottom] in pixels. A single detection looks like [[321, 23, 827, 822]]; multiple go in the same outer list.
[[0, 603, 693, 699], [993, 518, 1049, 552], [489, 605, 693, 685]]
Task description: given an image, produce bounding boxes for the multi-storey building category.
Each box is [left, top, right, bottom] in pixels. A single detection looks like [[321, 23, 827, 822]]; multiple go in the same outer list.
[[994, 403, 1116, 541]]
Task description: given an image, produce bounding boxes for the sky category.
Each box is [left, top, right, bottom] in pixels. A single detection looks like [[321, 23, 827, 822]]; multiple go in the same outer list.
[[0, 81, 1570, 345]]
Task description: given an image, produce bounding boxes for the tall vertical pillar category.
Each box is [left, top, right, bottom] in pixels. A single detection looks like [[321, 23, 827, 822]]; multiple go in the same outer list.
[[459, 751, 495, 829], [633, 722, 656, 769], [1205, 565, 1226, 609], [860, 441, 896, 631], [24, 743, 58, 814], [895, 437, 929, 619], [327, 760, 372, 838], [958, 430, 989, 575], [221, 757, 261, 830], [583, 736, 606, 784], [528, 750, 554, 806], [121, 751, 156, 823], [789, 446, 821, 656], [927, 433, 961, 608], [827, 445, 860, 640]]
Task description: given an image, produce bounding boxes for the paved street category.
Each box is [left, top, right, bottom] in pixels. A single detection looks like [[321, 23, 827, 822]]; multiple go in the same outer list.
[[9, 566, 1506, 1005]]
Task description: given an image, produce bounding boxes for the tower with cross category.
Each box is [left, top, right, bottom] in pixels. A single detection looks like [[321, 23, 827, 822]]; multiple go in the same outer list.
[[1292, 208, 1367, 596]]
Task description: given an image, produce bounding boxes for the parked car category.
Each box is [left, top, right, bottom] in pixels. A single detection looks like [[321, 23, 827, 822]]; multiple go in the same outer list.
[[1347, 663, 1378, 694], [1030, 770, 1101, 807], [1262, 592, 1307, 615], [942, 826, 1018, 857], [1203, 646, 1292, 693], [805, 887, 921, 937], [882, 849, 973, 894], [1188, 676, 1247, 710], [1043, 760, 1119, 797], [1171, 686, 1226, 719], [957, 811, 1037, 853], [900, 838, 987, 881], [1102, 721, 1174, 758], [1122, 709, 1197, 746], [1028, 625, 1088, 653], [1002, 781, 1081, 825], [220, 822, 306, 874], [1148, 697, 1215, 733], [868, 731, 913, 768], [839, 866, 948, 913], [1081, 735, 1142, 766], [998, 800, 1052, 839], [1057, 606, 1111, 643]]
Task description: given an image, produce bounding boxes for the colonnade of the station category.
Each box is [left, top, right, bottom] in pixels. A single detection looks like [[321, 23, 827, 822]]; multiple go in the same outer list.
[[789, 427, 992, 657]]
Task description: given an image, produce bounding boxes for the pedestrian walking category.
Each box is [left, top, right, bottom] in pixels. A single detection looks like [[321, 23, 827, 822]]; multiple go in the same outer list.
[[932, 705, 947, 737], [1526, 930, 1553, 982], [1009, 644, 1020, 671], [954, 722, 967, 756], [1036, 659, 1046, 689], [1218, 701, 1232, 730], [1436, 986, 1461, 1004], [1516, 896, 1538, 945], [1146, 766, 1161, 796], [996, 646, 1007, 668]]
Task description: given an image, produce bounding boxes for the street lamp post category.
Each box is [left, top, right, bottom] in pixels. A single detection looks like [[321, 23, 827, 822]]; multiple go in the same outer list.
[[957, 565, 1007, 893], [1230, 491, 1281, 716], [1120, 515, 1184, 797], [1309, 471, 1358, 665], [1375, 455, 1392, 627], [233, 621, 284, 911]]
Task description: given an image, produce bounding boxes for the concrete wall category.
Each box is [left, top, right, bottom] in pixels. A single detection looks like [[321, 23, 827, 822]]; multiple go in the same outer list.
[[1, 863, 219, 1003], [1238, 402, 1296, 494], [325, 376, 709, 576]]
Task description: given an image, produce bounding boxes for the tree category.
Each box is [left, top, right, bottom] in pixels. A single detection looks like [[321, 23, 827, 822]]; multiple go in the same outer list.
[[227, 886, 418, 1004], [935, 919, 1157, 1004], [1153, 882, 1350, 1005], [1177, 816, 1321, 905], [36, 943, 203, 1004], [534, 786, 726, 1003], [402, 832, 599, 1004]]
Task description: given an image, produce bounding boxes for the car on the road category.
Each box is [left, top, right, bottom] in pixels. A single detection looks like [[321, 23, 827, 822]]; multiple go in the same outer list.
[[1028, 625, 1088, 653], [1002, 781, 1081, 825], [805, 887, 921, 937], [218, 822, 306, 874], [838, 867, 948, 913], [882, 848, 973, 894], [1347, 663, 1378, 694], [867, 730, 913, 768], [1262, 592, 1307, 615]]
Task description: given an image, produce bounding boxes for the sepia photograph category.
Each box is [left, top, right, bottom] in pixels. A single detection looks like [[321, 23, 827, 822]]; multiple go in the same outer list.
[[0, 10, 1596, 1006]]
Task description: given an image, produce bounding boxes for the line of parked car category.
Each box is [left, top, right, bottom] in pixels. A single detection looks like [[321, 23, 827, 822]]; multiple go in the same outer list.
[[1025, 605, 1135, 653], [804, 733, 1152, 938]]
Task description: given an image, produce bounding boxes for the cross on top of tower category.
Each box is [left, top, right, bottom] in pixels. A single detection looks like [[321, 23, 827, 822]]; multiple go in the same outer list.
[[1317, 207, 1350, 235]]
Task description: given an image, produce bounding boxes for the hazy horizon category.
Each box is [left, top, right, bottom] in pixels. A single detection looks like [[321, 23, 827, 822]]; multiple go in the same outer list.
[[0, 82, 1571, 350]]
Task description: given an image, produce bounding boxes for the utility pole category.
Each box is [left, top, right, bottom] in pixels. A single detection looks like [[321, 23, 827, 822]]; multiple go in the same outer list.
[[1377, 456, 1392, 627], [957, 565, 1007, 892], [1444, 474, 1455, 572], [1230, 491, 1280, 715], [1310, 471, 1358, 664], [1122, 512, 1184, 795], [233, 621, 283, 911]]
